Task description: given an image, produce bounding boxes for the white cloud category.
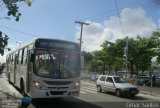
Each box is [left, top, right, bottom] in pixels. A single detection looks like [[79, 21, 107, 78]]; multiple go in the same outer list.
[[75, 22, 114, 52], [75, 8, 157, 52], [106, 8, 157, 38]]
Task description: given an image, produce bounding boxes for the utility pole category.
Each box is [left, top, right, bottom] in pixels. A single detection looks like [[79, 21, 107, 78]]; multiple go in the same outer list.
[[123, 36, 128, 78], [125, 36, 128, 77], [75, 21, 89, 75], [126, 36, 128, 77], [75, 21, 89, 52]]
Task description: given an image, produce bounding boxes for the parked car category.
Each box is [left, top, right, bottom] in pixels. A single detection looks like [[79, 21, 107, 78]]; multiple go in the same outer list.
[[96, 75, 139, 97], [137, 74, 151, 85]]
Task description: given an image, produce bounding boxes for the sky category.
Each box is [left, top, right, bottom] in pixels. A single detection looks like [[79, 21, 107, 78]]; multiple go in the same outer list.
[[0, 0, 160, 62]]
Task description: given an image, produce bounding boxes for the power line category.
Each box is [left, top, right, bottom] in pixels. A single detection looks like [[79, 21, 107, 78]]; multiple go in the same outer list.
[[79, 0, 155, 23], [64, 23, 75, 38], [1, 17, 21, 43], [114, 0, 128, 76], [0, 25, 37, 37], [114, 0, 125, 35]]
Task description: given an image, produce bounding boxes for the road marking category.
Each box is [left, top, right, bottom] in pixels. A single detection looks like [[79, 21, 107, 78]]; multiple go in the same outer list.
[[80, 81, 98, 94], [80, 91, 86, 94], [81, 86, 97, 92], [81, 81, 96, 86], [81, 88, 97, 93]]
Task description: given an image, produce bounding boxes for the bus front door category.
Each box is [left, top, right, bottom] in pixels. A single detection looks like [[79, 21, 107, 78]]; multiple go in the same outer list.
[[26, 50, 33, 93]]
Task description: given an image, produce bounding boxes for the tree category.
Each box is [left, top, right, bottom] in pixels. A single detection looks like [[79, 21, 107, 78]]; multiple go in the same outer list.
[[3, 0, 32, 21], [0, 31, 9, 55], [98, 31, 160, 76], [82, 51, 93, 65], [0, 0, 32, 55], [91, 51, 104, 72], [101, 41, 117, 74]]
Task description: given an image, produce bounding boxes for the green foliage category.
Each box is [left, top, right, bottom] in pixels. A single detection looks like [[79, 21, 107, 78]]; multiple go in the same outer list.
[[3, 0, 32, 21], [0, 0, 32, 55], [84, 31, 160, 75], [0, 31, 9, 56], [82, 51, 94, 64], [26, 0, 32, 6]]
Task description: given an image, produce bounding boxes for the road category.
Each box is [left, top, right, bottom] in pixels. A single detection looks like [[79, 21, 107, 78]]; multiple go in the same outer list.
[[29, 81, 159, 108], [0, 74, 160, 108]]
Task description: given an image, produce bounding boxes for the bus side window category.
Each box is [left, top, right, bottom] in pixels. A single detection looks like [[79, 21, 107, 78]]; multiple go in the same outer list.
[[11, 53, 14, 64], [18, 49, 23, 65], [23, 47, 28, 65]]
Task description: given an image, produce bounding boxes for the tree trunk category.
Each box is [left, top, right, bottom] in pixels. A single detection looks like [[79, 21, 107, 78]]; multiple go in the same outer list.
[[108, 65, 111, 75], [130, 61, 134, 75], [102, 63, 105, 75], [135, 64, 139, 77]]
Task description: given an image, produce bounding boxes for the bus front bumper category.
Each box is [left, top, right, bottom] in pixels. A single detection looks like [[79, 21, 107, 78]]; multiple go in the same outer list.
[[31, 87, 80, 98]]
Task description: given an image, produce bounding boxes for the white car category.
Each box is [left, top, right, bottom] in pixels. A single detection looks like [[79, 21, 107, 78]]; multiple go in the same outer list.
[[96, 75, 139, 97]]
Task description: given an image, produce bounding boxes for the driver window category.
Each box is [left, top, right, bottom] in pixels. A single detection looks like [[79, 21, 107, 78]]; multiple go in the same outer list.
[[106, 77, 113, 83], [99, 76, 106, 81], [35, 55, 50, 76]]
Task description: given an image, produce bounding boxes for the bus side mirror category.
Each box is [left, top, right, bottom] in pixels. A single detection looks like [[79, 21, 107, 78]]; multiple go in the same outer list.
[[31, 54, 35, 62]]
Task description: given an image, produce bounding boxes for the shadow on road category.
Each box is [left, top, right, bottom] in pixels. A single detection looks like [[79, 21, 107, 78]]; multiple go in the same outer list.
[[31, 97, 102, 108]]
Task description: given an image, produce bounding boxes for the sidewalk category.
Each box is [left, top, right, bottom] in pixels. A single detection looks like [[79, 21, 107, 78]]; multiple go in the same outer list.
[[81, 73, 160, 100], [138, 85, 160, 97], [0, 73, 23, 108]]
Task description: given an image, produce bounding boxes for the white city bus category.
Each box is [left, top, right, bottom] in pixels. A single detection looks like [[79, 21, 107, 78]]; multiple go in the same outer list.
[[6, 38, 81, 98]]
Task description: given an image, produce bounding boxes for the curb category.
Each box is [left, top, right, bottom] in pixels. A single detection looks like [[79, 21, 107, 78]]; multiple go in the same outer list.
[[139, 91, 160, 100], [138, 93, 160, 101]]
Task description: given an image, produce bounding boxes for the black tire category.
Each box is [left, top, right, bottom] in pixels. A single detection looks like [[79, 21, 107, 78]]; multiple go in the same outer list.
[[97, 85, 102, 92], [115, 89, 121, 97]]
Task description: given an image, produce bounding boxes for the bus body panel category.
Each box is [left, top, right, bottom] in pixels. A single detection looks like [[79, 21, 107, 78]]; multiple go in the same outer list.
[[6, 38, 80, 99], [28, 72, 80, 98], [8, 64, 14, 83], [15, 65, 28, 89]]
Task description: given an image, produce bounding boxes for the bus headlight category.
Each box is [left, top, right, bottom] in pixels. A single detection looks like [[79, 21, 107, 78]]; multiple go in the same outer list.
[[33, 81, 48, 90], [73, 81, 80, 89]]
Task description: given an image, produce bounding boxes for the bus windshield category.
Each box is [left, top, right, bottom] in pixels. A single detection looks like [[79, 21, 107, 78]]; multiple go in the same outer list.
[[34, 49, 80, 79]]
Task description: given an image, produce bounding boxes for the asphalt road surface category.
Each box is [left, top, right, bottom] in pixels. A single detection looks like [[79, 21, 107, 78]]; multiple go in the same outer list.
[[0, 74, 159, 108], [29, 81, 158, 108]]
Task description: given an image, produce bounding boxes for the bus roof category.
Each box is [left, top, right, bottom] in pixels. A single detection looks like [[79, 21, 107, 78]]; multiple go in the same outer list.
[[7, 37, 79, 55]]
